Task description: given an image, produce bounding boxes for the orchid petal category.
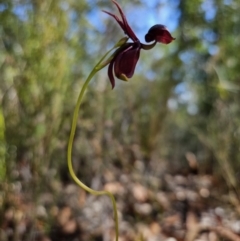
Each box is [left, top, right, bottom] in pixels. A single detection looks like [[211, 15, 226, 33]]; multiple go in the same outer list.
[[102, 10, 125, 32], [111, 0, 139, 42], [108, 59, 116, 89]]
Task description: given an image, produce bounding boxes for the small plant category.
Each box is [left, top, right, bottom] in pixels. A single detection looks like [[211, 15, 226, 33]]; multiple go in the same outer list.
[[67, 1, 175, 240]]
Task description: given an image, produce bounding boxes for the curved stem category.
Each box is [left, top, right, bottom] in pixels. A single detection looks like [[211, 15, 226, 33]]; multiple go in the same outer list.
[[141, 41, 157, 50], [67, 46, 119, 241]]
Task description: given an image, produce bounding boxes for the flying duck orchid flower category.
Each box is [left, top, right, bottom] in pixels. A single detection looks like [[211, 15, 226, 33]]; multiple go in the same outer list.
[[103, 0, 175, 89], [67, 3, 175, 241]]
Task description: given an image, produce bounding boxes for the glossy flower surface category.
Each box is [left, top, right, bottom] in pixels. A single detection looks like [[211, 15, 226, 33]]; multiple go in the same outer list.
[[145, 24, 176, 44], [103, 0, 175, 88]]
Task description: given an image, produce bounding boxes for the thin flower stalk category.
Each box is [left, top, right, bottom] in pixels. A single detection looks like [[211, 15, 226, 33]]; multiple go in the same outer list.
[[67, 1, 175, 241]]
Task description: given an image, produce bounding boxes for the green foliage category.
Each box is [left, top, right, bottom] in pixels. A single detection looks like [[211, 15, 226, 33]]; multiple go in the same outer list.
[[0, 0, 90, 185], [177, 0, 240, 192], [0, 107, 6, 181]]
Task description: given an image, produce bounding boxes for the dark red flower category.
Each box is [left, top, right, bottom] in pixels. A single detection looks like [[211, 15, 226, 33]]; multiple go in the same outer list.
[[103, 0, 175, 88]]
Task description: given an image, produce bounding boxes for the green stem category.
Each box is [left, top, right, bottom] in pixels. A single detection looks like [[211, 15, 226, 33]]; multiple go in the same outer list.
[[67, 45, 119, 241]]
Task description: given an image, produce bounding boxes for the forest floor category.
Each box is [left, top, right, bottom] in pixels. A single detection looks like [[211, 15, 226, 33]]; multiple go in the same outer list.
[[1, 156, 240, 241]]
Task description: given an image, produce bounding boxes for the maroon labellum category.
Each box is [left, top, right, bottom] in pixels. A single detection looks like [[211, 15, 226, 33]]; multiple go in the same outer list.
[[145, 24, 176, 44]]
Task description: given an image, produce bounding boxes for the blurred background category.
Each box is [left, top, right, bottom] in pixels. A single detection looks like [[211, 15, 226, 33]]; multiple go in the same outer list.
[[0, 0, 240, 240]]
